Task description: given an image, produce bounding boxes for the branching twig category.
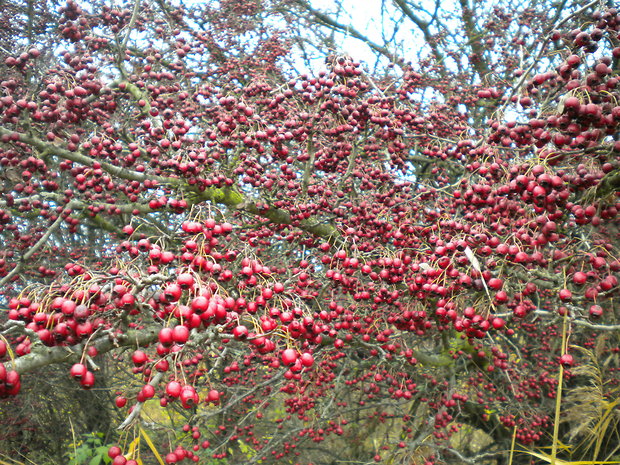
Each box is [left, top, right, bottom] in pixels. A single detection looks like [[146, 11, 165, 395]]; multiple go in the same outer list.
[[118, 371, 165, 430], [292, 0, 405, 66], [498, 0, 600, 116], [0, 208, 67, 287]]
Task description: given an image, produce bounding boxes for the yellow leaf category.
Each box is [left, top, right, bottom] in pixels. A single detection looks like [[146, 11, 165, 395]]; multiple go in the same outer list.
[[0, 335, 15, 366], [140, 427, 166, 465]]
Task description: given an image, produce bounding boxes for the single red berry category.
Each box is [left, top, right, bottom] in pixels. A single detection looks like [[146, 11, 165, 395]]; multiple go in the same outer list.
[[172, 325, 190, 344], [281, 348, 298, 366]]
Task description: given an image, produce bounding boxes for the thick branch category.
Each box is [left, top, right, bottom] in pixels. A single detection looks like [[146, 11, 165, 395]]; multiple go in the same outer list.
[[197, 188, 343, 246], [302, 133, 315, 196], [457, 0, 491, 80], [120, 0, 141, 53], [594, 167, 620, 199], [11, 325, 160, 374]]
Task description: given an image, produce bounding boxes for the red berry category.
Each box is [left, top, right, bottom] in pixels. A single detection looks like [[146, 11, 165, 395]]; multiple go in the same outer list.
[[112, 456, 127, 465], [177, 273, 194, 289], [172, 325, 190, 344], [166, 381, 182, 398], [159, 327, 174, 346], [207, 389, 220, 403], [164, 283, 182, 302], [233, 325, 248, 340], [281, 348, 298, 366], [70, 363, 87, 379], [132, 350, 148, 366], [80, 371, 95, 389], [141, 384, 155, 399], [108, 446, 122, 458], [589, 305, 603, 318], [573, 271, 587, 285], [559, 289, 572, 301], [491, 317, 505, 330], [300, 352, 314, 367]]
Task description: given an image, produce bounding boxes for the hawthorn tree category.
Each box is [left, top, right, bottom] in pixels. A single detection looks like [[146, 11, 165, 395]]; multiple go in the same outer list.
[[1, 0, 619, 464]]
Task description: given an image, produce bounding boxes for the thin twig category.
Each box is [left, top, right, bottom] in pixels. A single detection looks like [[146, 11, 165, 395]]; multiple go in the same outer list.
[[120, 0, 142, 53], [301, 133, 315, 196]]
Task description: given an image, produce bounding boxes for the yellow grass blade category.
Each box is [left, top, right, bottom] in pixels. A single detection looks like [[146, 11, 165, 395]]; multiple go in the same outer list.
[[551, 312, 569, 465], [508, 425, 516, 465], [537, 440, 572, 452], [127, 434, 140, 459], [593, 398, 620, 461], [0, 458, 26, 465], [518, 449, 620, 464]]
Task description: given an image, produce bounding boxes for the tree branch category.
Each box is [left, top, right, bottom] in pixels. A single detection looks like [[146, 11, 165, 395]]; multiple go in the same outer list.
[[392, 0, 445, 69], [117, 370, 164, 430], [292, 0, 404, 65], [0, 126, 180, 186]]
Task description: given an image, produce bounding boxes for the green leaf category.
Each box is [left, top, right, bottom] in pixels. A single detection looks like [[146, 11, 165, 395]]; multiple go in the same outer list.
[[89, 455, 102, 465], [75, 448, 90, 464]]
